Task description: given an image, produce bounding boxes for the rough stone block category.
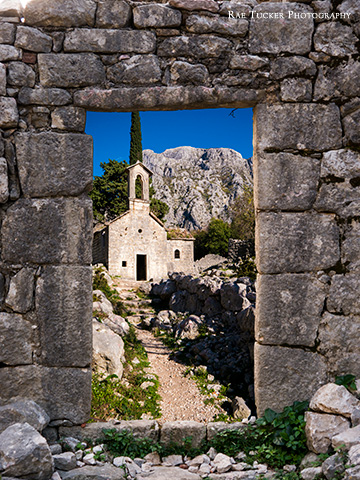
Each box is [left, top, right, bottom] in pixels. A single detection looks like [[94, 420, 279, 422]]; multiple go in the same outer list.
[[107, 55, 161, 86], [0, 0, 22, 17], [51, 106, 86, 132], [15, 26, 52, 53], [5, 268, 35, 313], [18, 87, 72, 106], [342, 220, 360, 271], [343, 109, 360, 146], [169, 61, 209, 85], [315, 182, 360, 217], [256, 274, 326, 347], [0, 366, 91, 424], [24, 0, 96, 27], [321, 149, 360, 179], [332, 425, 360, 450], [314, 22, 357, 57], [280, 78, 312, 102], [256, 212, 340, 274], [64, 29, 156, 54], [0, 97, 18, 128], [0, 45, 21, 62], [186, 14, 248, 36], [16, 132, 93, 197], [161, 421, 206, 447], [7, 62, 35, 88], [219, 2, 251, 17], [254, 344, 327, 416], [169, 0, 219, 12], [0, 313, 33, 365], [96, 0, 132, 28], [38, 53, 105, 88], [60, 465, 127, 479], [249, 4, 314, 54], [0, 22, 15, 44], [2, 197, 92, 265], [310, 383, 360, 418], [35, 266, 92, 367], [230, 54, 269, 71], [133, 4, 181, 28], [314, 61, 360, 101], [318, 312, 360, 378], [270, 56, 316, 80], [0, 63, 5, 96], [207, 422, 245, 441], [305, 412, 350, 454], [255, 152, 320, 210], [0, 399, 50, 434], [0, 157, 8, 203], [158, 35, 232, 58], [327, 274, 360, 315], [254, 103, 342, 152]]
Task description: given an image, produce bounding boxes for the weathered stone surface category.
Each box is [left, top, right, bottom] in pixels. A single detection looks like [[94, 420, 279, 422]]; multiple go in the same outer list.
[[255, 103, 342, 151], [344, 109, 360, 146], [337, 0, 360, 23], [51, 106, 86, 132], [74, 86, 258, 111], [160, 421, 206, 447], [230, 55, 268, 71], [305, 412, 350, 453], [219, 2, 251, 17], [18, 87, 72, 106], [213, 453, 232, 473], [0, 423, 53, 480], [318, 312, 360, 378], [280, 78, 312, 102], [0, 64, 5, 97], [24, 0, 96, 27], [232, 397, 251, 420], [15, 26, 52, 53], [0, 157, 8, 203], [0, 97, 18, 128], [2, 197, 92, 265], [315, 181, 360, 217], [0, 366, 92, 423], [64, 29, 156, 53], [0, 400, 49, 434], [349, 444, 360, 466], [53, 452, 77, 471], [220, 283, 246, 311], [342, 220, 360, 271], [186, 14, 248, 36], [7, 62, 35, 88], [169, 61, 209, 85], [327, 274, 360, 315], [96, 0, 132, 28], [249, 4, 314, 54], [0, 23, 15, 44], [256, 213, 340, 274], [36, 266, 92, 367], [108, 55, 161, 86], [93, 319, 124, 378], [38, 53, 105, 87], [270, 56, 316, 80], [158, 35, 232, 58], [139, 466, 201, 480], [59, 420, 160, 442], [255, 152, 320, 210], [321, 453, 345, 480], [321, 149, 360, 179], [133, 5, 181, 28], [0, 0, 22, 17], [169, 0, 219, 13], [16, 132, 93, 197], [0, 313, 33, 365], [5, 268, 35, 313], [255, 344, 327, 415], [0, 45, 21, 62], [310, 383, 360, 418], [314, 61, 360, 101], [207, 422, 245, 441], [314, 23, 357, 57], [301, 467, 322, 480], [256, 274, 325, 346], [332, 425, 360, 450], [60, 464, 125, 479]]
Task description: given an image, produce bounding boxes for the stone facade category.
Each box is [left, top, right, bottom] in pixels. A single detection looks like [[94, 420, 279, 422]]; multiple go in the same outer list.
[[0, 0, 358, 423], [93, 162, 194, 281]]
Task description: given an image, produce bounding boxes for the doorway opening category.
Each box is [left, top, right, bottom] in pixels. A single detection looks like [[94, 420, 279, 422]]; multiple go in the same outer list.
[[136, 254, 147, 281]]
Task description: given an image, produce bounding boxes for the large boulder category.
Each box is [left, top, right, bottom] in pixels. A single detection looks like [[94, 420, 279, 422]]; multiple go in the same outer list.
[[92, 320, 125, 379], [93, 289, 114, 316], [0, 422, 54, 480], [305, 412, 350, 453], [175, 314, 201, 340], [0, 399, 50, 434], [332, 424, 360, 450], [310, 383, 360, 418], [103, 312, 129, 337], [59, 464, 125, 479]]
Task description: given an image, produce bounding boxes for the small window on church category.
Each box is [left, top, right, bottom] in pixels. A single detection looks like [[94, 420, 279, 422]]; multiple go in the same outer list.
[[122, 261, 127, 267], [138, 229, 142, 233], [174, 249, 180, 259]]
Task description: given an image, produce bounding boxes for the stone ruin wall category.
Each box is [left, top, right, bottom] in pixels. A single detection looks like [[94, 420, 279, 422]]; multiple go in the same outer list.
[[0, 0, 358, 423]]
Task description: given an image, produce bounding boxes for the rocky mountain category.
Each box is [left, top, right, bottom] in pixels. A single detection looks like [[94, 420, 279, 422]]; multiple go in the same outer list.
[[143, 147, 253, 230]]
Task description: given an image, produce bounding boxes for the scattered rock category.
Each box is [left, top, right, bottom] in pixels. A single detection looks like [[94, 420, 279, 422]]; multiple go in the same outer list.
[[0, 399, 50, 434]]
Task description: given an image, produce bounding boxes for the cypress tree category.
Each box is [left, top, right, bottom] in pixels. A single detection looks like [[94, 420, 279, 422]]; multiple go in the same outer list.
[[129, 111, 143, 165]]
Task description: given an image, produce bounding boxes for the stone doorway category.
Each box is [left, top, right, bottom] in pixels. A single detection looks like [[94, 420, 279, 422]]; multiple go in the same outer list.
[[136, 254, 147, 281]]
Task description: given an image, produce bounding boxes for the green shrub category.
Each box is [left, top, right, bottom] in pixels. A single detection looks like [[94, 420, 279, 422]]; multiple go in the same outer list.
[[335, 374, 357, 392]]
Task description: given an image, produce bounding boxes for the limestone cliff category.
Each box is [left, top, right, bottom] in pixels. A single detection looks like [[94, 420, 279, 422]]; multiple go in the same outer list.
[[143, 147, 253, 230]]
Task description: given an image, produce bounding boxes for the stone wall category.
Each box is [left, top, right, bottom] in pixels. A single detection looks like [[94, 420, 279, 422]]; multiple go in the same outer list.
[[228, 239, 255, 263], [0, 0, 358, 421]]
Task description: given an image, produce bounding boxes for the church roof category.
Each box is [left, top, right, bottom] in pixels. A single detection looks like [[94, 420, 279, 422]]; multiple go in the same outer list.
[[126, 161, 153, 176]]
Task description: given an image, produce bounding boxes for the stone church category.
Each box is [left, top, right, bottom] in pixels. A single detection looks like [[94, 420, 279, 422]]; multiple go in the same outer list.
[[93, 162, 194, 281]]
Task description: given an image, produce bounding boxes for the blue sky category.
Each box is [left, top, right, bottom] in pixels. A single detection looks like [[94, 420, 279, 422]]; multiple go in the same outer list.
[[85, 108, 253, 177]]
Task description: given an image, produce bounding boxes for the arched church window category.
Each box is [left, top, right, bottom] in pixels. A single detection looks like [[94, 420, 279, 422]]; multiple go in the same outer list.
[[174, 249, 180, 259]]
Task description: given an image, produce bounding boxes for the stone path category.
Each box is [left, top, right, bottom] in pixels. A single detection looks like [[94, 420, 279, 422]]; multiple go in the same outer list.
[[114, 281, 224, 423]]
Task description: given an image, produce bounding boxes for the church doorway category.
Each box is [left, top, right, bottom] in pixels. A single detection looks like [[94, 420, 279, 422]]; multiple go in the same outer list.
[[136, 254, 147, 281]]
